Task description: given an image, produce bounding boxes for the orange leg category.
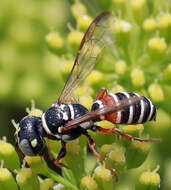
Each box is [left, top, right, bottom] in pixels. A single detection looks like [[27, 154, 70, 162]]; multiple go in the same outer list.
[[54, 141, 69, 168], [96, 88, 108, 100], [97, 127, 162, 142], [47, 139, 68, 168], [84, 132, 119, 182]]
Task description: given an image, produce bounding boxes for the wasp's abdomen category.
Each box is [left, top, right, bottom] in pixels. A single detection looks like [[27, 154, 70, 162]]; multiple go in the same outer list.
[[92, 92, 156, 124]]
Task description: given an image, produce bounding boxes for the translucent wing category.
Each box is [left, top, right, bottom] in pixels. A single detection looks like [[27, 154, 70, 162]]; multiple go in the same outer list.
[[59, 96, 142, 132], [57, 12, 115, 104]]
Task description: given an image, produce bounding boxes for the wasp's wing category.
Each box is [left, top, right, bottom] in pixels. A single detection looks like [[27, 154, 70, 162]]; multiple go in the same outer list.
[[57, 12, 115, 104], [60, 96, 142, 132]]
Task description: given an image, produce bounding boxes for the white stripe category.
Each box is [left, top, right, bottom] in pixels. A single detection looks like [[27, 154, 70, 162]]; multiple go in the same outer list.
[[109, 93, 121, 123], [94, 100, 106, 120], [42, 113, 52, 135], [134, 93, 144, 123], [122, 92, 133, 124], [68, 104, 75, 119], [146, 98, 154, 121]]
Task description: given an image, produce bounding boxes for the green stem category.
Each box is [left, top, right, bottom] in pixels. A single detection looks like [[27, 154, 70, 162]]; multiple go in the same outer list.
[[46, 169, 79, 190]]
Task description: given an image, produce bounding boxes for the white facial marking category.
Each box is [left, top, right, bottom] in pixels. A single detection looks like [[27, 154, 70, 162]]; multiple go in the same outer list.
[[31, 139, 37, 147]]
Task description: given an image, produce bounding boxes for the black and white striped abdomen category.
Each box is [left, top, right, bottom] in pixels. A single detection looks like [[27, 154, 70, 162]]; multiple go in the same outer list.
[[115, 92, 156, 124]]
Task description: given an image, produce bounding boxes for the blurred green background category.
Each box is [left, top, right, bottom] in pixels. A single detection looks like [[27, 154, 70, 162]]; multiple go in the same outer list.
[[0, 0, 171, 189]]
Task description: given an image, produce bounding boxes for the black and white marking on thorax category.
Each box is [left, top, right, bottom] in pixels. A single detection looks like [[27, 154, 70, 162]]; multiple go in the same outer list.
[[41, 103, 94, 142]]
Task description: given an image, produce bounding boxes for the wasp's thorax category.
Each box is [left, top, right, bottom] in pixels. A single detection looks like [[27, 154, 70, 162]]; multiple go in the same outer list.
[[17, 116, 46, 156], [42, 103, 94, 142]]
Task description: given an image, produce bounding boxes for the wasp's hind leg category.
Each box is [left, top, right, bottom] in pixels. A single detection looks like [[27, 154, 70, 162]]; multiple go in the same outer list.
[[84, 132, 119, 182], [96, 127, 161, 142]]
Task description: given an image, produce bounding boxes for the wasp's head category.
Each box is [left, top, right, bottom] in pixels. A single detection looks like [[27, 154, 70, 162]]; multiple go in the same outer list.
[[15, 116, 46, 156]]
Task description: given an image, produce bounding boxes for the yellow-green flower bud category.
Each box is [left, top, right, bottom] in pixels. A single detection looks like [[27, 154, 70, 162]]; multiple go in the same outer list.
[[26, 100, 43, 117], [86, 70, 103, 85], [139, 170, 160, 188], [122, 124, 144, 137], [46, 32, 64, 52], [71, 1, 87, 18], [25, 156, 48, 175], [77, 15, 93, 30], [40, 178, 54, 190], [79, 95, 93, 110], [96, 120, 115, 129], [108, 144, 125, 165], [131, 141, 150, 153], [131, 68, 145, 87], [94, 166, 113, 190], [115, 60, 127, 75], [158, 13, 171, 29], [143, 18, 157, 32], [131, 0, 147, 24], [67, 30, 83, 46], [81, 176, 98, 190], [0, 138, 20, 170], [0, 167, 18, 190], [148, 83, 164, 102], [148, 37, 167, 58], [94, 166, 112, 181], [16, 168, 40, 190], [113, 19, 132, 34]]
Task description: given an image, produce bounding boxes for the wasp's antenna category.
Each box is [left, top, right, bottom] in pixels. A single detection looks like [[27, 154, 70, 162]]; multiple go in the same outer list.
[[11, 120, 19, 130], [26, 99, 35, 114]]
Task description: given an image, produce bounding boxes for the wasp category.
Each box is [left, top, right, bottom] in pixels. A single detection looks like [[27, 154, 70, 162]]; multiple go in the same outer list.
[[13, 12, 161, 182]]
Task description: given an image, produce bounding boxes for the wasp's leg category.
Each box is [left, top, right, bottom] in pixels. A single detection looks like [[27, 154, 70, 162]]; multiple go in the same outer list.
[[71, 97, 78, 104], [96, 88, 108, 100], [84, 132, 119, 182], [54, 141, 69, 168], [96, 127, 162, 142], [46, 139, 68, 168]]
